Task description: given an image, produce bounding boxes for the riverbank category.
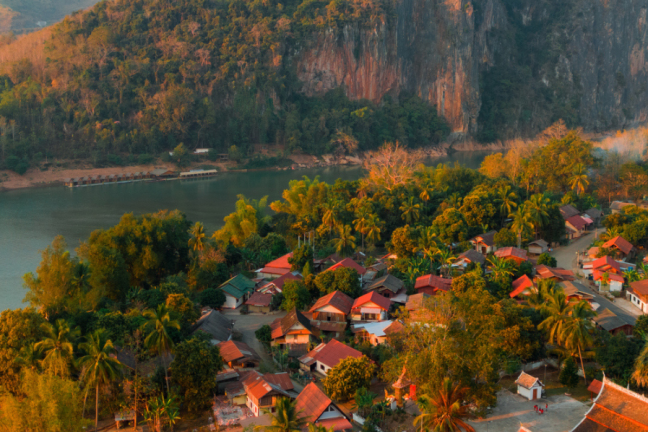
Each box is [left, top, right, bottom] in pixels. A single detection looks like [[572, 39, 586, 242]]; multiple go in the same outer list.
[[0, 146, 449, 191]]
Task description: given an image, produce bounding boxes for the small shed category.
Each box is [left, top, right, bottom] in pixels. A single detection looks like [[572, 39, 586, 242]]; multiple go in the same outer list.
[[245, 292, 273, 313], [528, 239, 549, 255], [515, 371, 544, 401]]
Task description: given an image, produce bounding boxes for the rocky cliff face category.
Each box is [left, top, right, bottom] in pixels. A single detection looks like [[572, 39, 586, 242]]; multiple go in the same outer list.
[[294, 0, 648, 140]]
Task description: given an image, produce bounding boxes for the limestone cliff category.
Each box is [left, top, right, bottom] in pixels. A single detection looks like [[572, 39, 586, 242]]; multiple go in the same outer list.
[[293, 0, 648, 140]]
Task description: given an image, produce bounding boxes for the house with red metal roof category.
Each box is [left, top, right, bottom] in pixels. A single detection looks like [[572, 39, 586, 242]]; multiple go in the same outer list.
[[629, 280, 648, 314], [298, 339, 363, 375], [350, 292, 391, 322], [324, 258, 367, 275], [509, 275, 536, 299], [352, 320, 404, 346], [534, 265, 575, 282], [494, 247, 528, 265], [469, 230, 498, 255], [241, 371, 296, 416], [565, 215, 588, 239], [414, 274, 452, 295], [257, 272, 302, 295], [216, 340, 261, 369], [245, 292, 274, 313], [257, 253, 293, 279], [593, 270, 624, 292], [294, 383, 352, 431], [269, 309, 313, 353], [582, 256, 628, 277], [601, 235, 636, 259], [571, 377, 648, 431], [307, 291, 354, 341]]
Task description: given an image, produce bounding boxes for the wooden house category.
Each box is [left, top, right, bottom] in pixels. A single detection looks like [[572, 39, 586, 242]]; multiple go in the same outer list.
[[364, 274, 405, 299], [470, 230, 497, 254], [245, 292, 274, 313], [298, 339, 363, 375], [294, 383, 352, 431], [528, 239, 549, 255], [350, 292, 390, 322], [269, 309, 313, 353], [494, 247, 528, 265], [414, 274, 452, 295], [592, 308, 633, 336], [216, 340, 261, 368], [601, 236, 636, 259], [242, 371, 296, 416]]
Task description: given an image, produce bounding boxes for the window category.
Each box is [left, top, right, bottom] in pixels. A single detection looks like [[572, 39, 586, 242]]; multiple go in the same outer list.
[[320, 364, 325, 370]]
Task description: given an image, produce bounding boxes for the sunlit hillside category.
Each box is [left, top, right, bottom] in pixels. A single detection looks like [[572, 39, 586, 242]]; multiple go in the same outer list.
[[0, 0, 99, 31]]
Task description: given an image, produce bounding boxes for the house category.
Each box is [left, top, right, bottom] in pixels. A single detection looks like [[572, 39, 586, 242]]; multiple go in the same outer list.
[[571, 377, 648, 431], [494, 247, 528, 265], [528, 239, 549, 255], [583, 208, 603, 226], [583, 256, 624, 277], [365, 274, 405, 299], [566, 215, 588, 239], [114, 348, 174, 377], [470, 230, 498, 254], [192, 310, 233, 344], [350, 292, 391, 322], [324, 258, 367, 276], [245, 292, 274, 313], [219, 274, 256, 309], [593, 270, 624, 292], [534, 265, 575, 282], [257, 272, 302, 294], [559, 204, 580, 220], [586, 247, 600, 260], [405, 293, 433, 322], [601, 235, 636, 259], [587, 379, 603, 400], [628, 280, 648, 314], [269, 309, 313, 352], [509, 275, 535, 299], [257, 253, 293, 279], [242, 371, 296, 416], [313, 254, 343, 272], [150, 168, 176, 178], [216, 340, 261, 368], [560, 281, 595, 304], [610, 201, 636, 214], [298, 339, 363, 375], [452, 249, 486, 272], [592, 309, 633, 336], [414, 274, 452, 295], [352, 320, 404, 346], [308, 291, 354, 341], [294, 383, 352, 431], [515, 372, 544, 401]]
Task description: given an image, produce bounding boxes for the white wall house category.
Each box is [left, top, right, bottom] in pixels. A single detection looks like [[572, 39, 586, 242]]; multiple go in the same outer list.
[[515, 372, 544, 401], [224, 293, 244, 309], [628, 290, 648, 314]]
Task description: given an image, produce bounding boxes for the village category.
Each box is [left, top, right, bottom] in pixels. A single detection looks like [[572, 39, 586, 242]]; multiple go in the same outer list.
[[109, 199, 648, 432]]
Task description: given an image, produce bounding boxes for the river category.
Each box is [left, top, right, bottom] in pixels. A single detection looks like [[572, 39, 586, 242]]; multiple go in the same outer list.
[[0, 151, 490, 310]]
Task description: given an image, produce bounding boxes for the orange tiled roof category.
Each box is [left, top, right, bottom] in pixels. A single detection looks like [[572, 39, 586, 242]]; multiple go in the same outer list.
[[216, 340, 260, 364], [602, 236, 634, 255], [294, 382, 334, 423], [309, 290, 354, 315], [495, 247, 528, 261], [515, 371, 543, 389], [325, 258, 367, 275], [509, 275, 535, 298], [351, 291, 391, 312]]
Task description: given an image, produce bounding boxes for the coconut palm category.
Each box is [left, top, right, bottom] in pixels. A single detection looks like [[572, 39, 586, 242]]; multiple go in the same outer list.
[[624, 269, 642, 283], [496, 185, 518, 227], [260, 397, 307, 432], [526, 194, 550, 239], [34, 318, 79, 377], [142, 304, 181, 394], [143, 394, 181, 432], [413, 378, 475, 432], [400, 196, 421, 224], [321, 201, 339, 237], [419, 181, 435, 204], [509, 204, 533, 248], [14, 343, 42, 372], [364, 214, 383, 247], [353, 209, 371, 251], [418, 227, 439, 270], [599, 226, 621, 242], [559, 300, 596, 385], [436, 248, 457, 277], [188, 221, 206, 252], [539, 289, 576, 348], [78, 329, 123, 432], [570, 163, 590, 196], [525, 279, 557, 311], [487, 255, 515, 281], [333, 224, 356, 257], [633, 335, 648, 387], [446, 192, 462, 209]]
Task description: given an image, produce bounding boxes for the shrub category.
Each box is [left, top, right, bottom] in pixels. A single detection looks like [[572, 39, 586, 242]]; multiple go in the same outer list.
[[107, 154, 123, 166], [138, 153, 154, 165]]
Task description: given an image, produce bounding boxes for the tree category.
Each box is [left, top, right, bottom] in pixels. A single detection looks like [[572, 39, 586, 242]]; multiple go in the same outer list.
[[560, 301, 596, 385], [321, 200, 340, 237], [635, 315, 648, 337], [364, 214, 383, 247], [432, 208, 469, 243], [388, 226, 418, 258], [143, 395, 181, 432], [509, 205, 533, 248], [493, 228, 517, 247], [362, 142, 424, 192], [569, 163, 589, 195], [189, 222, 206, 252], [198, 287, 226, 309], [400, 197, 421, 224], [255, 325, 272, 344], [414, 378, 475, 432], [496, 185, 518, 227], [289, 245, 314, 272], [171, 338, 223, 411], [487, 256, 515, 281], [353, 209, 371, 251], [166, 293, 199, 325], [596, 332, 642, 383], [537, 253, 557, 267], [314, 267, 362, 298], [0, 369, 90, 432], [78, 330, 122, 432], [559, 357, 579, 392], [34, 319, 79, 377], [172, 143, 189, 166], [353, 387, 376, 418], [526, 194, 550, 239], [323, 356, 375, 401], [261, 397, 307, 432], [281, 281, 312, 311], [332, 224, 356, 257], [213, 195, 270, 246], [143, 304, 181, 394]]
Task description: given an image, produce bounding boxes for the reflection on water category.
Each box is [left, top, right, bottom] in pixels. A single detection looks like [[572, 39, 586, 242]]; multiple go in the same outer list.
[[0, 151, 490, 310]]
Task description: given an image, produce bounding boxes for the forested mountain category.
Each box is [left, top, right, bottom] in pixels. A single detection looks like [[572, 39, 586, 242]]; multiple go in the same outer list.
[[1, 0, 648, 166]]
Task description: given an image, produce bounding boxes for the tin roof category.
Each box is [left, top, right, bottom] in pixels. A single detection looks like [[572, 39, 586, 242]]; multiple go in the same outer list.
[[298, 339, 363, 369], [216, 340, 261, 364], [309, 290, 354, 315], [352, 291, 391, 311], [325, 258, 367, 275], [602, 236, 634, 255]]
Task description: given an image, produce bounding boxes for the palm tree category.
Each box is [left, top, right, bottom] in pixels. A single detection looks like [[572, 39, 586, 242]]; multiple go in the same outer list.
[[487, 256, 515, 281], [526, 279, 556, 311], [353, 209, 371, 251], [419, 181, 435, 204], [570, 163, 590, 195], [496, 185, 518, 227], [447, 192, 462, 209], [509, 204, 533, 248], [307, 425, 334, 432], [321, 201, 339, 238], [188, 221, 206, 252], [143, 395, 181, 432], [633, 335, 648, 387], [34, 319, 79, 377], [526, 194, 550, 239], [436, 248, 457, 277], [364, 214, 382, 247], [400, 196, 421, 224], [539, 288, 576, 344], [414, 378, 475, 432], [14, 343, 42, 372], [600, 226, 621, 242], [559, 300, 596, 385], [142, 304, 181, 394], [260, 397, 307, 432], [78, 329, 123, 432], [332, 224, 356, 257], [638, 262, 648, 279], [418, 227, 439, 270], [624, 269, 642, 283]]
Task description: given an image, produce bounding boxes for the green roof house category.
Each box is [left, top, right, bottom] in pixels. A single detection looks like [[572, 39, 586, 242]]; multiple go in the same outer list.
[[219, 274, 256, 309]]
